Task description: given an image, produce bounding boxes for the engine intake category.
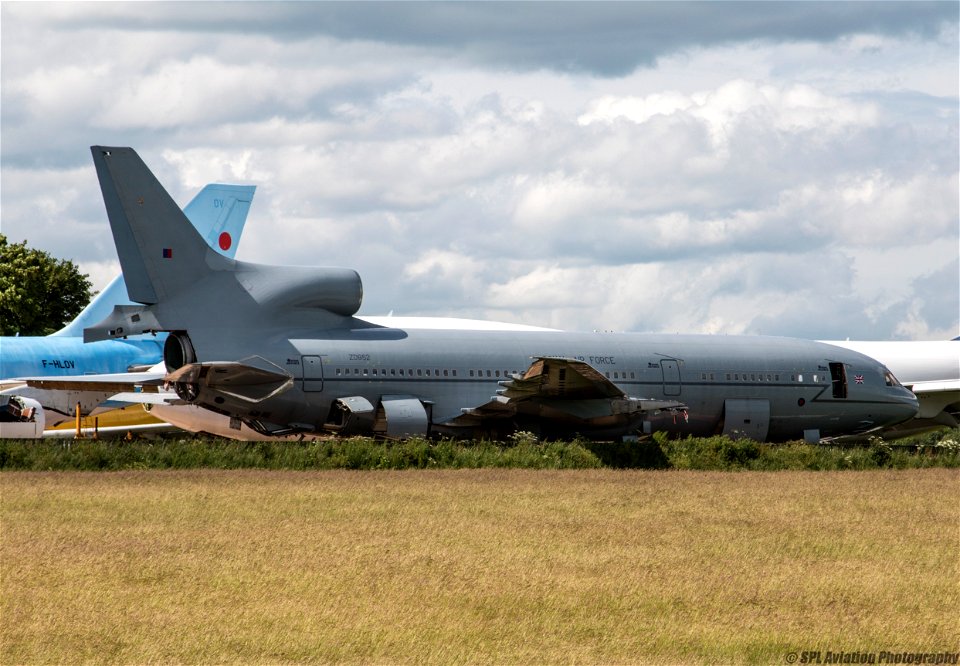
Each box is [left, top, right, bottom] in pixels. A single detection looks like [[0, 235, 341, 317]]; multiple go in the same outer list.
[[164, 332, 196, 372]]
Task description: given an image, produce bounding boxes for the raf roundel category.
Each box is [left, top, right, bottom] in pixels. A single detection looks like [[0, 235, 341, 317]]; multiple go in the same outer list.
[[218, 232, 232, 251]]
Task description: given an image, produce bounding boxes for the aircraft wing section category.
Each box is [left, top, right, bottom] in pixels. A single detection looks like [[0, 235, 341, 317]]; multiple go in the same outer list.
[[908, 379, 960, 394], [445, 357, 687, 431], [14, 369, 170, 419], [24, 371, 166, 394], [109, 392, 182, 405], [905, 380, 960, 423], [500, 357, 626, 400]]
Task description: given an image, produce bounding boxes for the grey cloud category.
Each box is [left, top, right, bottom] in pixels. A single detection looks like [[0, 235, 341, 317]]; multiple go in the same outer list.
[[26, 2, 958, 77]]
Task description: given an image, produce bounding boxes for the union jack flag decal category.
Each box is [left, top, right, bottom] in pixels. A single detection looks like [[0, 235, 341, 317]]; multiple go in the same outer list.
[[854, 374, 864, 384]]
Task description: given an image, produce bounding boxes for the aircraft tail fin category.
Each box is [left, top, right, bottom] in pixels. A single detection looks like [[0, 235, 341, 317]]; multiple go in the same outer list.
[[182, 184, 255, 260], [90, 146, 232, 304], [55, 182, 255, 337]]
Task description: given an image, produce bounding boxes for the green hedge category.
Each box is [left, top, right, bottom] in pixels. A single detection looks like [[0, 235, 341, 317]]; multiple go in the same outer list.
[[0, 436, 602, 472], [1, 428, 957, 472]]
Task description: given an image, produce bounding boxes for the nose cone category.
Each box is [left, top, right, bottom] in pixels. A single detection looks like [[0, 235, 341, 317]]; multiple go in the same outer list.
[[885, 388, 920, 426]]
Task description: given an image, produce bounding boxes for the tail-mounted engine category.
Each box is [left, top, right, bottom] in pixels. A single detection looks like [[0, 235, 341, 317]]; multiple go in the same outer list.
[[163, 332, 199, 402]]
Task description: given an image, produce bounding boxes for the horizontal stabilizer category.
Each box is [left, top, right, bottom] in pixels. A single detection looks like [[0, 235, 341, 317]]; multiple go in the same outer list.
[[165, 358, 293, 403]]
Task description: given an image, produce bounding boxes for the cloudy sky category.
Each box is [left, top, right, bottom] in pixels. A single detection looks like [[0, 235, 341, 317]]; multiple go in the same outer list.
[[2, 1, 957, 340]]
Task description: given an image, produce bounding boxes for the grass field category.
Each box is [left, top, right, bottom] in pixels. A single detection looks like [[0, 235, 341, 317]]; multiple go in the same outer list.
[[2, 469, 958, 664]]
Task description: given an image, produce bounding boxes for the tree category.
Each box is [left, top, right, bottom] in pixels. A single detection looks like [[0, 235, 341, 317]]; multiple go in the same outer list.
[[0, 234, 93, 336]]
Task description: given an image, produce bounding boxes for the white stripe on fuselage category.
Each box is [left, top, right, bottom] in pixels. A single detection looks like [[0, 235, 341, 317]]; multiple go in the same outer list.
[[358, 316, 560, 332]]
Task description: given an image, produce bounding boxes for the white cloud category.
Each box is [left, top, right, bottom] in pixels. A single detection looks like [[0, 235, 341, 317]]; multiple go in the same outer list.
[[579, 80, 880, 154], [1, 3, 956, 341]]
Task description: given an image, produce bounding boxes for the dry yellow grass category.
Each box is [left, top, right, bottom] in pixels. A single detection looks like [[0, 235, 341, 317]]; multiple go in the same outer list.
[[2, 469, 958, 664]]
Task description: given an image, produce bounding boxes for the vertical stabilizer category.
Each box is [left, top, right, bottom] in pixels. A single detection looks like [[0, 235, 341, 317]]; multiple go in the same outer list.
[[90, 146, 231, 304], [55, 183, 255, 336], [183, 184, 256, 259]]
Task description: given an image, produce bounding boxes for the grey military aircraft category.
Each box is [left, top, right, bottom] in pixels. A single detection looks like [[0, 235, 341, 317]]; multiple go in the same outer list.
[[79, 146, 918, 442]]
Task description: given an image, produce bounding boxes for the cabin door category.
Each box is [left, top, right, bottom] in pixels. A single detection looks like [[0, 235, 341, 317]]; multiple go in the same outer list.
[[660, 359, 682, 396], [302, 355, 324, 392]]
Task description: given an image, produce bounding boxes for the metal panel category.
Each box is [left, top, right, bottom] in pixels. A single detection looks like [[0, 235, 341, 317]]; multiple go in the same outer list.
[[375, 395, 429, 438], [325, 395, 375, 434], [721, 398, 770, 441], [660, 359, 682, 396], [302, 355, 323, 392]]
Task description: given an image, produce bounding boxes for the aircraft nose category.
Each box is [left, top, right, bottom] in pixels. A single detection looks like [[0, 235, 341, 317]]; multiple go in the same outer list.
[[890, 389, 920, 423]]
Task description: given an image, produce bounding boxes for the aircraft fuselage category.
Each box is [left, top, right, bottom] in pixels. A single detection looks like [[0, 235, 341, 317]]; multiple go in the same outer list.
[[179, 326, 919, 441]]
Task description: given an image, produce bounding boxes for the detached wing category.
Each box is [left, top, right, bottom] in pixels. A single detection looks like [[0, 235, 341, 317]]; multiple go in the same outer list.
[[447, 356, 686, 427]]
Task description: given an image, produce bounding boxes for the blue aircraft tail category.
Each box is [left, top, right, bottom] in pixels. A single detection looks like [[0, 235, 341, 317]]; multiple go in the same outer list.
[[54, 182, 254, 337]]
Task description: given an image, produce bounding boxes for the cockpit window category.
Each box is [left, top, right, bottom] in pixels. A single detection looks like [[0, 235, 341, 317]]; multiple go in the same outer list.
[[883, 369, 902, 387]]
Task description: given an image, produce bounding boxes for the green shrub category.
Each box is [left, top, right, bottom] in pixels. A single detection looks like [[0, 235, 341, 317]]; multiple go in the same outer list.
[[0, 427, 957, 471]]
